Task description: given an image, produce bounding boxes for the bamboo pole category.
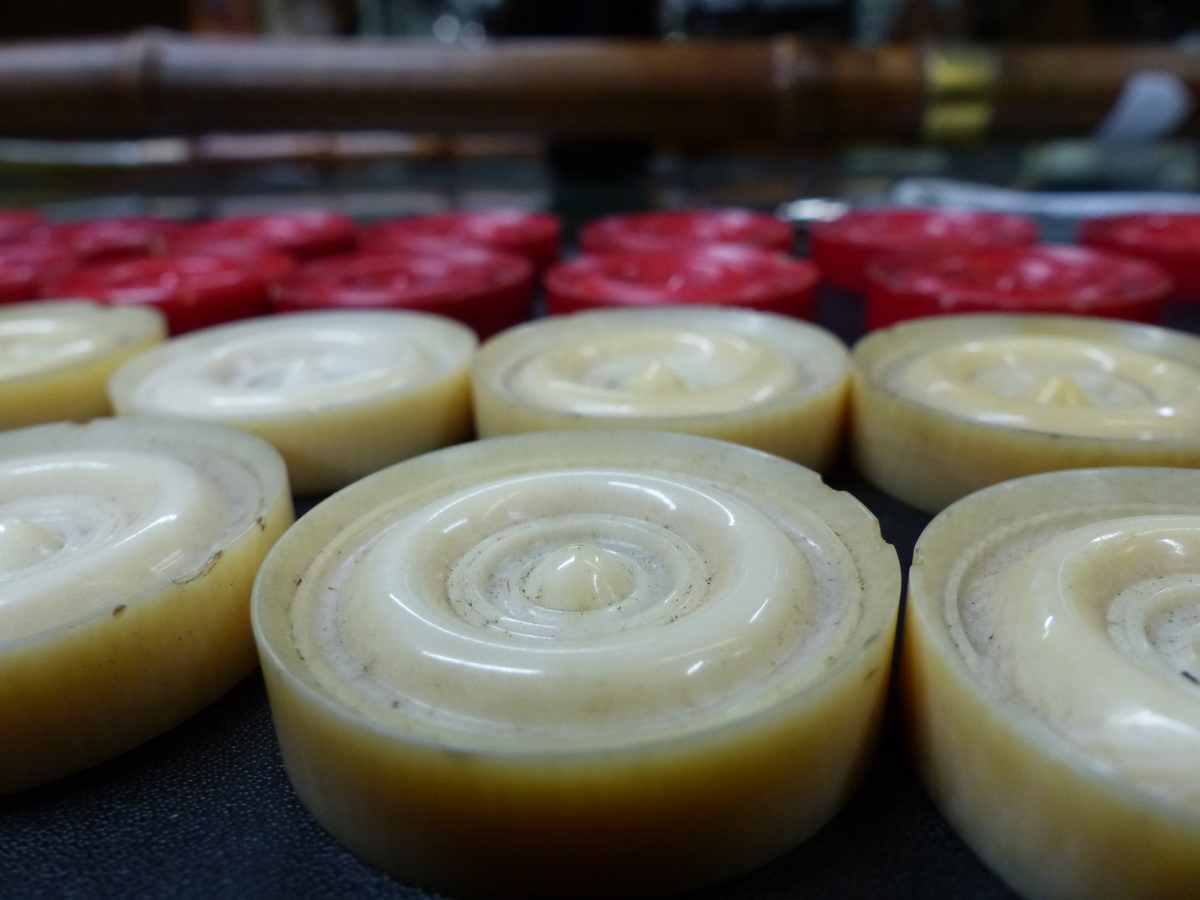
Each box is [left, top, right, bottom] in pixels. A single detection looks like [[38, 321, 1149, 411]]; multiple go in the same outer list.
[[0, 32, 1195, 142]]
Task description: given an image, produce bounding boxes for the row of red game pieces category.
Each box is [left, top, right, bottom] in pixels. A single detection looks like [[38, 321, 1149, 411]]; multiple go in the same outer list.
[[0, 206, 1195, 337]]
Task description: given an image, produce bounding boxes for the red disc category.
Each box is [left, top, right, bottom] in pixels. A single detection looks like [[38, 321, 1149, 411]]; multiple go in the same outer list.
[[0, 243, 77, 303], [31, 217, 188, 263], [175, 212, 357, 260], [359, 211, 561, 272], [865, 244, 1172, 330], [544, 246, 819, 319], [272, 248, 534, 338], [581, 209, 795, 256], [1079, 213, 1200, 303], [48, 254, 272, 334], [809, 207, 1039, 292], [0, 210, 45, 247]]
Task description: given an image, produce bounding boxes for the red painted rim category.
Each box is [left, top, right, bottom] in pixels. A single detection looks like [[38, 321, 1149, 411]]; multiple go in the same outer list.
[[272, 248, 534, 338], [0, 243, 77, 303], [359, 211, 561, 271], [48, 254, 272, 333], [581, 209, 795, 256], [865, 244, 1172, 330], [0, 210, 45, 247], [1080, 213, 1200, 302], [176, 212, 357, 260], [31, 217, 188, 263], [545, 245, 818, 319], [809, 207, 1039, 292]]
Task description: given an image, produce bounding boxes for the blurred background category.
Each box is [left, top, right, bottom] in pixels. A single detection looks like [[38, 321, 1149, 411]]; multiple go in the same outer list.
[[0, 0, 1198, 235], [4, 0, 1198, 43]]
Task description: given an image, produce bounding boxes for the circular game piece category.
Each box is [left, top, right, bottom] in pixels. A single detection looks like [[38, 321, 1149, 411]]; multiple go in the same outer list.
[[1, 300, 165, 429], [865, 244, 1171, 330], [809, 207, 1038, 292], [473, 306, 849, 471], [906, 467, 1200, 899], [545, 245, 819, 319], [1080, 213, 1200, 303], [110, 310, 477, 495], [359, 210, 561, 272], [0, 417, 290, 794], [48, 254, 273, 334], [253, 430, 900, 899], [851, 313, 1200, 512], [271, 249, 534, 339], [174, 212, 357, 260], [580, 209, 794, 255]]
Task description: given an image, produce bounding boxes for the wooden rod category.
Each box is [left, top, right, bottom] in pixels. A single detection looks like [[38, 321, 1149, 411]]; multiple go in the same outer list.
[[0, 32, 1196, 142]]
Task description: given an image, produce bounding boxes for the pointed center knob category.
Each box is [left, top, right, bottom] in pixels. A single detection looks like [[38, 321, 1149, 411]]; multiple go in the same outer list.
[[0, 518, 63, 576], [525, 542, 632, 612], [1022, 373, 1094, 407], [622, 359, 687, 394]]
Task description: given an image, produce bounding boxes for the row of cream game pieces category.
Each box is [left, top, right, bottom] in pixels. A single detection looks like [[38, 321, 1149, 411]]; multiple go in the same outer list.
[[4, 299, 1200, 509], [0, 415, 1196, 900]]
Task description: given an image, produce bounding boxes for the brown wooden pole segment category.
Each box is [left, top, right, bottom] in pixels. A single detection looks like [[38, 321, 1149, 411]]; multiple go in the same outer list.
[[991, 45, 1200, 138], [0, 32, 1195, 142], [155, 36, 789, 138], [0, 38, 155, 137]]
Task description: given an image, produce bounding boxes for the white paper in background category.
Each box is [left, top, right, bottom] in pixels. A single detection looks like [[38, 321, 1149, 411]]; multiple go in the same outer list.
[[889, 178, 1200, 218], [1094, 71, 1195, 143], [887, 177, 1200, 242]]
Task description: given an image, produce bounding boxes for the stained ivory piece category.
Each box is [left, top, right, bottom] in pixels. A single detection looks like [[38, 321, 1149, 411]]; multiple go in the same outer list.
[[851, 314, 1200, 513], [0, 300, 165, 430], [109, 309, 477, 495], [906, 467, 1200, 900], [0, 417, 291, 794], [473, 306, 850, 471], [253, 430, 900, 899]]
